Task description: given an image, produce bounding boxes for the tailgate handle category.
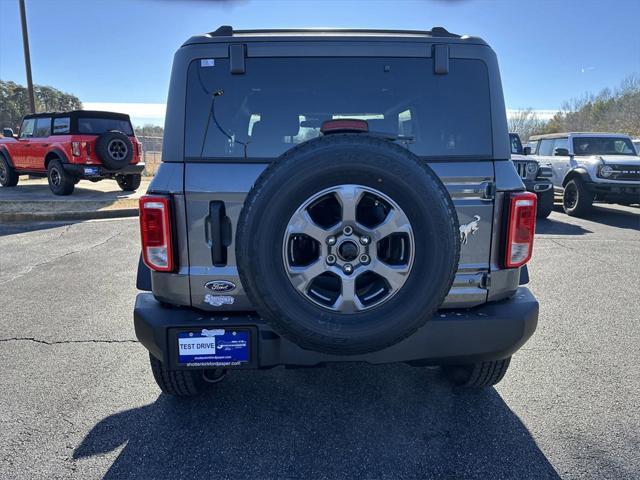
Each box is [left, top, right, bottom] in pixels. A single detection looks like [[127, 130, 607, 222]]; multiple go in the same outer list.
[[207, 201, 231, 266]]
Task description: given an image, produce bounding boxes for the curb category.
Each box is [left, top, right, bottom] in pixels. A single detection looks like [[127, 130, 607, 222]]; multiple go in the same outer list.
[[0, 208, 139, 223]]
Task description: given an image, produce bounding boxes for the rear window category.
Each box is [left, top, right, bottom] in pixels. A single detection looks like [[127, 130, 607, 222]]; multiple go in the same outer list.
[[185, 57, 492, 160], [77, 117, 133, 136]]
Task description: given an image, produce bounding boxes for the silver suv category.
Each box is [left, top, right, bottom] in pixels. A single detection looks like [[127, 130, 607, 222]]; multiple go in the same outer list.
[[134, 26, 539, 396], [529, 132, 640, 216]]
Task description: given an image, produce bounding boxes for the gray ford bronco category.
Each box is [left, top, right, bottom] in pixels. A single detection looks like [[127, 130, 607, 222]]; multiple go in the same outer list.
[[134, 26, 540, 396], [509, 132, 554, 218]]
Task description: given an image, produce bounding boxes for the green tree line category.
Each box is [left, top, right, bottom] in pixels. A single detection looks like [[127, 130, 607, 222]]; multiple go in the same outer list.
[[0, 80, 83, 129]]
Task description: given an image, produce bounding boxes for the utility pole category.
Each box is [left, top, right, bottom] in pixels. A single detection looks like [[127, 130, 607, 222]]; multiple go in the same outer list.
[[19, 0, 36, 113]]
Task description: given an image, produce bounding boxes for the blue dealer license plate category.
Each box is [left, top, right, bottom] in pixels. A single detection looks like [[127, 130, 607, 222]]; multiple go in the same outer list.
[[177, 329, 250, 367]]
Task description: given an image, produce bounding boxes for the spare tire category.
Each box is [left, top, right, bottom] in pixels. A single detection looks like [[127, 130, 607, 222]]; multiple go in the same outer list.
[[236, 134, 460, 355], [95, 130, 133, 170]]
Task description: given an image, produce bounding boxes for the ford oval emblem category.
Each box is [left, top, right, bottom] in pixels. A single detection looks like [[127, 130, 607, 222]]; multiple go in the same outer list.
[[205, 280, 236, 293]]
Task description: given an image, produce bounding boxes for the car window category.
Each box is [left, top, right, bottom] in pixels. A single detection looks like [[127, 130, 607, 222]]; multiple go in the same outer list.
[[19, 119, 35, 138], [552, 137, 568, 154], [509, 134, 523, 154], [538, 139, 554, 156], [53, 117, 70, 134], [527, 140, 539, 154], [34, 118, 52, 137], [186, 57, 493, 159], [572, 136, 636, 156], [77, 118, 134, 135]]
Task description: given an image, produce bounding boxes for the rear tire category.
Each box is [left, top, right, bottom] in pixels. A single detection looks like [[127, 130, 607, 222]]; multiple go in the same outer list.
[[443, 357, 511, 388], [149, 353, 210, 397], [47, 159, 75, 196], [0, 155, 19, 187], [116, 174, 142, 192], [536, 189, 554, 218], [563, 179, 593, 216]]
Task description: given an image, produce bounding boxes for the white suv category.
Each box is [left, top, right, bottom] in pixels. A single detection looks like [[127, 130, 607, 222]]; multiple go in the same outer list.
[[529, 132, 640, 216]]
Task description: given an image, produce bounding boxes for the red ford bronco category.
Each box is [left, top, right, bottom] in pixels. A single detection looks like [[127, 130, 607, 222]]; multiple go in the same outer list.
[[0, 110, 144, 195]]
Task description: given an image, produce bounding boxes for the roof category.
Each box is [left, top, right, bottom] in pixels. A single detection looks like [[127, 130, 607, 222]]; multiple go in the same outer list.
[[23, 110, 131, 120], [183, 25, 487, 47], [529, 132, 633, 140]]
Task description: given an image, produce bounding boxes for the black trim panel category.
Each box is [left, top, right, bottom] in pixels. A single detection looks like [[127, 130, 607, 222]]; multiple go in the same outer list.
[[135, 288, 538, 368]]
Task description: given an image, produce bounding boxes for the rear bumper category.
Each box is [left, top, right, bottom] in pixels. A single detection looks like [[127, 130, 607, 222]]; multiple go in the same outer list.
[[63, 162, 145, 178], [134, 288, 539, 369]]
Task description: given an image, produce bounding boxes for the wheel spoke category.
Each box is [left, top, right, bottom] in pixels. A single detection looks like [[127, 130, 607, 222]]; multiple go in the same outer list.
[[334, 276, 364, 313], [369, 260, 411, 292], [334, 185, 364, 224], [287, 259, 328, 293], [287, 209, 329, 243], [369, 207, 412, 241]]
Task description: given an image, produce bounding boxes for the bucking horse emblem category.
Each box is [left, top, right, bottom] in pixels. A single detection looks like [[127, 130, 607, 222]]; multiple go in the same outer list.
[[459, 215, 480, 245]]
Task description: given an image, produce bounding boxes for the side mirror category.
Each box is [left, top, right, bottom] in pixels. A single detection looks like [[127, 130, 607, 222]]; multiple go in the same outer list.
[[2, 128, 14, 138], [554, 147, 569, 156], [523, 146, 531, 155]]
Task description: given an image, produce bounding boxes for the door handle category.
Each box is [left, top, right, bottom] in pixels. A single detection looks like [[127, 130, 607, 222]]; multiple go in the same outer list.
[[41, 143, 49, 147], [207, 201, 231, 266]]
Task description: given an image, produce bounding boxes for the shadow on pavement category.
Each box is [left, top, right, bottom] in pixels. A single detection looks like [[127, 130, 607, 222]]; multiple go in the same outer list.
[[536, 217, 592, 235], [585, 204, 640, 231], [0, 220, 78, 237], [74, 365, 559, 479]]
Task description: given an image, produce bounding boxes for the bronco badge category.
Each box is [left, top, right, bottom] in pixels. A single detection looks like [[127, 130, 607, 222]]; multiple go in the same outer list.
[[205, 280, 236, 293], [459, 215, 480, 245]]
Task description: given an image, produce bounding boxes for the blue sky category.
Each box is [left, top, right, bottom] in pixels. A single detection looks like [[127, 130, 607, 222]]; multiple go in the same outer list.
[[1, 0, 639, 125]]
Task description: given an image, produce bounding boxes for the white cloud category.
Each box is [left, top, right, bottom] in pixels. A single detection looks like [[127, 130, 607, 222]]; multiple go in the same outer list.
[[83, 102, 166, 117], [506, 109, 557, 121]]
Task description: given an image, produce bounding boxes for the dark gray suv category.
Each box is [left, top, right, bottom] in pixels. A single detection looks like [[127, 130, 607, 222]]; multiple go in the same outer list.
[[135, 26, 539, 396]]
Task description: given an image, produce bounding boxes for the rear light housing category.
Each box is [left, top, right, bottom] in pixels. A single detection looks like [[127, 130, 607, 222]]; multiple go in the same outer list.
[[139, 196, 174, 272], [321, 119, 369, 134], [71, 141, 81, 156], [505, 192, 537, 268], [137, 140, 143, 159]]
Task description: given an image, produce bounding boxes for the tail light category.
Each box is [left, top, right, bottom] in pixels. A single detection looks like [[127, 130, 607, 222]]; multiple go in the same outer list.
[[71, 142, 81, 156], [505, 192, 537, 268], [321, 119, 368, 134], [137, 141, 143, 159], [139, 196, 174, 272]]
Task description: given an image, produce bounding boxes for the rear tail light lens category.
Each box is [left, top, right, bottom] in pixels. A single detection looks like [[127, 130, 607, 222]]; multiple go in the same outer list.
[[505, 192, 537, 268], [71, 142, 81, 156], [321, 119, 369, 134], [139, 196, 174, 272], [137, 141, 143, 159]]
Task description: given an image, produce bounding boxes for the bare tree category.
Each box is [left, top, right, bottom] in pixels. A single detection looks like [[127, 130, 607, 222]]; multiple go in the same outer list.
[[508, 108, 546, 142]]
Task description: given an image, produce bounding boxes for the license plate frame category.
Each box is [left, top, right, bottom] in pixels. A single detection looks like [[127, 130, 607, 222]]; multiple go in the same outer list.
[[169, 327, 256, 369]]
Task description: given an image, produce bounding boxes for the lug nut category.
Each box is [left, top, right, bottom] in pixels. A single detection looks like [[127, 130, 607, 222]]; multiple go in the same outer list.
[[326, 254, 336, 265], [360, 254, 370, 264], [359, 235, 370, 246], [343, 226, 353, 236], [343, 263, 353, 274], [327, 236, 337, 246]]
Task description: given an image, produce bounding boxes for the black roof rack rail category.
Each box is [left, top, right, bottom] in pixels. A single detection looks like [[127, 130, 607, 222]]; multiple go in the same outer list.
[[207, 25, 461, 38]]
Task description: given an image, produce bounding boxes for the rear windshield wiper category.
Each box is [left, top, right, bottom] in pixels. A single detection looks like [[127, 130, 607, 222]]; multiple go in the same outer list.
[[368, 131, 415, 143]]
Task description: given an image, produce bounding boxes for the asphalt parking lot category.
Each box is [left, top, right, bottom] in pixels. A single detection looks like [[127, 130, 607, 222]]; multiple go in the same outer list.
[[0, 204, 638, 479]]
